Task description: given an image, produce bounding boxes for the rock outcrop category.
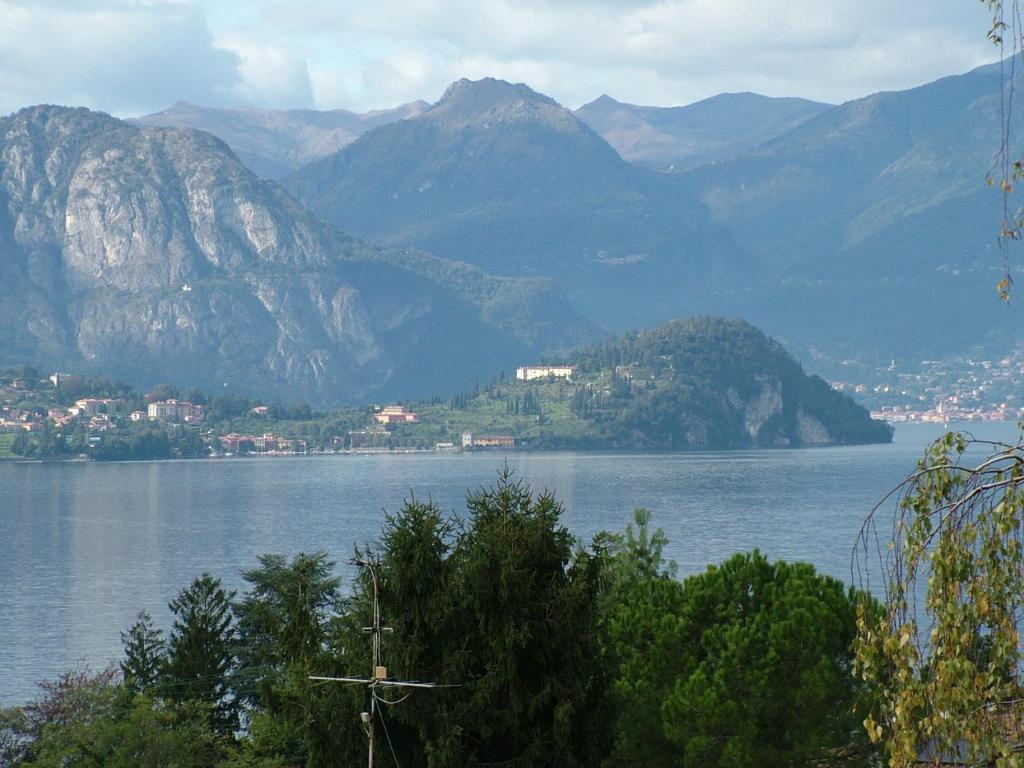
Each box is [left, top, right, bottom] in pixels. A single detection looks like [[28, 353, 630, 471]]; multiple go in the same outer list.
[[0, 105, 595, 404]]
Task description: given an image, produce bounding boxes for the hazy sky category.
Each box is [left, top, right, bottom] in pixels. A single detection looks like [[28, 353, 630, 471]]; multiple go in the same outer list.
[[0, 0, 1001, 117]]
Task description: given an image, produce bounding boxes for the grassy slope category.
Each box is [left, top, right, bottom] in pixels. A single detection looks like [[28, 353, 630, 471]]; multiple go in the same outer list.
[[390, 376, 625, 448]]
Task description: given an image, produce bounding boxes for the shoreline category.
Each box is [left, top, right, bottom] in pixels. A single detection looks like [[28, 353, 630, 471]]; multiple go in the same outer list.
[[0, 436, 913, 464], [5, 421, 1017, 466]]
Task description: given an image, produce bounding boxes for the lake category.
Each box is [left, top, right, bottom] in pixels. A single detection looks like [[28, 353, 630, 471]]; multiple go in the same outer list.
[[1, 421, 1019, 705]]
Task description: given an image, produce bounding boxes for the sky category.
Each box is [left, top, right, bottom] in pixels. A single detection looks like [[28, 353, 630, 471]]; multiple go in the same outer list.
[[0, 0, 1002, 117]]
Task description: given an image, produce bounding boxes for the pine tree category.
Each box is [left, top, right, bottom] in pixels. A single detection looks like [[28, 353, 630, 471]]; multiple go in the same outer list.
[[165, 574, 238, 733], [236, 553, 344, 764], [120, 610, 166, 693]]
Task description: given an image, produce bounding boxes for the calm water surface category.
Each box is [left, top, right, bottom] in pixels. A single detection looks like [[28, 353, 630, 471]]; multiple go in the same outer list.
[[1, 421, 1019, 704]]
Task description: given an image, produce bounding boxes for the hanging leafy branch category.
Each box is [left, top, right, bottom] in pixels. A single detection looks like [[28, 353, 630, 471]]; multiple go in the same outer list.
[[982, 0, 1024, 299], [854, 431, 1024, 766]]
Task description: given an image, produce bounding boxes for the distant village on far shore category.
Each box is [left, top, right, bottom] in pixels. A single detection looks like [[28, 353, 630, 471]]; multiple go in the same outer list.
[[2, 349, 1022, 462], [828, 349, 1024, 425], [0, 365, 583, 458]]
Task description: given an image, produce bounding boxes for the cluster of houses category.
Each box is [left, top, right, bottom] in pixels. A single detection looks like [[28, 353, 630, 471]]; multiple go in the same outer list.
[[1, 392, 205, 437], [0, 407, 44, 433], [2, 366, 573, 453], [869, 402, 1024, 424]]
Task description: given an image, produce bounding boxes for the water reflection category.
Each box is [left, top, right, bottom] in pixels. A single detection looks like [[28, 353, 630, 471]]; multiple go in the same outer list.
[[0, 422, 1018, 704]]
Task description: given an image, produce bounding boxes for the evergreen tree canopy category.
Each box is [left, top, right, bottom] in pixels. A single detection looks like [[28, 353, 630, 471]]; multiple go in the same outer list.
[[165, 574, 238, 733], [338, 471, 612, 768], [235, 552, 345, 766], [120, 611, 166, 694], [660, 551, 872, 768]]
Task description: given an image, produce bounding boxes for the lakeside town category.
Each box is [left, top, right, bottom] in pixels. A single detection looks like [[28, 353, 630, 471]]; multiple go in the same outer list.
[[828, 344, 1024, 424], [0, 365, 573, 459], [3, 350, 1022, 461]]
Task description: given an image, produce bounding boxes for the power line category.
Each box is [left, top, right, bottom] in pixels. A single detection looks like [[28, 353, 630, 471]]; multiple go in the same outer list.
[[309, 557, 442, 768], [375, 694, 401, 768]]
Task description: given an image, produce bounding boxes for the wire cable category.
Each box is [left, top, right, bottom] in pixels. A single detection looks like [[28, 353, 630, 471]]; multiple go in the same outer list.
[[375, 694, 402, 768]]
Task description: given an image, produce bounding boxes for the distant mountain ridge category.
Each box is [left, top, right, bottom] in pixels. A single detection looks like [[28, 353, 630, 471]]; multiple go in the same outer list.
[[0, 105, 596, 404], [575, 92, 832, 169], [284, 77, 756, 327], [134, 88, 833, 179], [283, 66, 1023, 365], [668, 60, 1024, 362], [131, 100, 429, 179]]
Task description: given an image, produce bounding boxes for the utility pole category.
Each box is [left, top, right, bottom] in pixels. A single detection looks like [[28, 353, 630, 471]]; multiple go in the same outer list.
[[311, 557, 438, 768]]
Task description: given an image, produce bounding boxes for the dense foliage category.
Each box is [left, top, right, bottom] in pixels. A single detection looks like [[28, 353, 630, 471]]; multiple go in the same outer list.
[[1, 477, 877, 767], [570, 317, 892, 448], [855, 432, 1024, 767], [600, 515, 876, 768]]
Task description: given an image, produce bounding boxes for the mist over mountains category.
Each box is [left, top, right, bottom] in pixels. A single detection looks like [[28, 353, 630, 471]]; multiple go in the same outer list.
[[2, 60, 1022, 402]]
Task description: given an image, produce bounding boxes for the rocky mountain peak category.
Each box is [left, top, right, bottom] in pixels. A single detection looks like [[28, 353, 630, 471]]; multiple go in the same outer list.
[[429, 77, 574, 130], [578, 94, 626, 113]]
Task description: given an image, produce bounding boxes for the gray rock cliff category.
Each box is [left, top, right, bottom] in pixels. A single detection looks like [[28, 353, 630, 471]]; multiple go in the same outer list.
[[0, 105, 595, 404]]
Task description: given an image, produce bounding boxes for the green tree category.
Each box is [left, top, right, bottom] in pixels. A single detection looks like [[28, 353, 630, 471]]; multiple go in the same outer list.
[[431, 469, 612, 767], [165, 574, 238, 733], [235, 552, 344, 766], [346, 498, 455, 768], [11, 429, 31, 456], [334, 472, 613, 768], [604, 577, 687, 768], [121, 610, 166, 694], [0, 704, 33, 766], [854, 433, 1024, 767], [176, 427, 207, 458], [1, 666, 118, 765], [596, 507, 676, 596], [597, 509, 682, 768], [660, 552, 873, 768], [146, 384, 179, 403], [24, 694, 230, 768]]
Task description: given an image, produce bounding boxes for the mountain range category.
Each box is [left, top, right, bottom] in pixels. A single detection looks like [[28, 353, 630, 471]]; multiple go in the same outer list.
[[677, 61, 1023, 362], [3, 61, 1023, 403], [574, 92, 831, 169], [283, 77, 755, 327], [0, 105, 593, 404], [279, 63, 1022, 364], [131, 100, 429, 180], [135, 90, 826, 181]]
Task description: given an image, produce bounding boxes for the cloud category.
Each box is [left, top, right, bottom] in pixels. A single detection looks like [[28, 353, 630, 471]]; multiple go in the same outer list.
[[216, 35, 315, 109], [0, 0, 314, 116], [0, 0, 1002, 116], [267, 0, 998, 110]]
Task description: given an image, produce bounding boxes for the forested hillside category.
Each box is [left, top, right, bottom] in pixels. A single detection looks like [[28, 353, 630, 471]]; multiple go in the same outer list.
[[391, 317, 891, 450]]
